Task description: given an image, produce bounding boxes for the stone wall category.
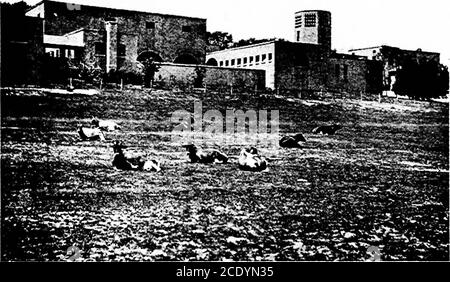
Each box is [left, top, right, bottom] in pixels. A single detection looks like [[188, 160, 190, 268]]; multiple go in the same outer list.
[[153, 63, 265, 92], [274, 41, 329, 93], [327, 56, 366, 97], [274, 41, 381, 96]]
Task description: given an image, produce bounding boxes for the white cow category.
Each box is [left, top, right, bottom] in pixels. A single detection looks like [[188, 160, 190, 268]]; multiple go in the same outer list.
[[92, 118, 121, 131]]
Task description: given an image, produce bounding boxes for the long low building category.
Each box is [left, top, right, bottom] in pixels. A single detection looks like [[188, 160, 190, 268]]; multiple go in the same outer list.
[[206, 39, 382, 95]]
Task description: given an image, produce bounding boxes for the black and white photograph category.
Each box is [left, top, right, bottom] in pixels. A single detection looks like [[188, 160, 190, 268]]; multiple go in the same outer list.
[[0, 0, 449, 267]]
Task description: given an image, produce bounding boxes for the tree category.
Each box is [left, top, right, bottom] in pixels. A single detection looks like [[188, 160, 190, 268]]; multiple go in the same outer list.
[[117, 60, 144, 85], [206, 31, 233, 52], [1, 1, 32, 86], [393, 58, 449, 100], [193, 66, 206, 88], [233, 38, 277, 48]]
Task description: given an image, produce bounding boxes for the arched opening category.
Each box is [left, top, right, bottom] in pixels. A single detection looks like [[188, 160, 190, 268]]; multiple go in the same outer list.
[[173, 54, 198, 64], [206, 58, 218, 66], [137, 51, 163, 63]]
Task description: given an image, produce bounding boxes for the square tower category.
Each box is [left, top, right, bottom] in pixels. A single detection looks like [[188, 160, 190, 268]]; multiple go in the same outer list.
[[295, 10, 331, 50]]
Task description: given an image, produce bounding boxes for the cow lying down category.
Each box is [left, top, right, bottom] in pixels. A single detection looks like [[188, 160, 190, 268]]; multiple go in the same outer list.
[[78, 126, 105, 141], [238, 147, 268, 172], [279, 133, 307, 148], [312, 124, 342, 135], [92, 118, 121, 131], [112, 141, 161, 172], [182, 144, 228, 164]]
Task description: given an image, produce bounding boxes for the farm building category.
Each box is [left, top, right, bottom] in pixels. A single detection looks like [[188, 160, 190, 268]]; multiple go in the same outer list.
[[206, 10, 383, 95], [25, 0, 208, 72]]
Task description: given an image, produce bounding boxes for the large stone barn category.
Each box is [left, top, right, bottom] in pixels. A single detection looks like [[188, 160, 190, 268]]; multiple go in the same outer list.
[[25, 0, 208, 72]]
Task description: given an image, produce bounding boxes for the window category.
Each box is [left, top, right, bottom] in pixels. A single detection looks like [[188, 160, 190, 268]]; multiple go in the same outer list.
[[237, 58, 241, 65], [146, 21, 155, 29], [118, 44, 126, 57], [95, 42, 105, 55], [225, 60, 229, 66], [297, 31, 301, 41], [305, 13, 316, 27], [295, 15, 302, 28], [231, 59, 235, 66], [343, 65, 348, 81], [65, 49, 75, 59], [249, 56, 254, 63], [335, 64, 340, 79], [219, 61, 223, 66], [268, 53, 273, 61], [262, 54, 266, 62], [255, 55, 260, 64], [243, 57, 248, 64], [182, 25, 192, 32]]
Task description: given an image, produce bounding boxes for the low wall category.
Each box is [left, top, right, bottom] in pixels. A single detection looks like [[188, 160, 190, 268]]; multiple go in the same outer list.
[[153, 63, 266, 92]]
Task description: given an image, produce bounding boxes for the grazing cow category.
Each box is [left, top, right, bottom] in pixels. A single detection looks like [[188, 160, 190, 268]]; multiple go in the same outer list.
[[78, 126, 106, 141], [238, 147, 268, 172], [312, 124, 342, 135], [91, 118, 121, 131], [182, 144, 228, 164], [279, 133, 307, 148], [112, 141, 161, 172]]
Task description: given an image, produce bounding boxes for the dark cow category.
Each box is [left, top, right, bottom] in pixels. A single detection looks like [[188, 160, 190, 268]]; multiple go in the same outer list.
[[182, 144, 228, 164], [279, 133, 307, 148], [112, 141, 161, 172]]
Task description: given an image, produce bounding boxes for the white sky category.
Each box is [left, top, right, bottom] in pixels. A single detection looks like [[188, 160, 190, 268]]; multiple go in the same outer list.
[[7, 0, 450, 64]]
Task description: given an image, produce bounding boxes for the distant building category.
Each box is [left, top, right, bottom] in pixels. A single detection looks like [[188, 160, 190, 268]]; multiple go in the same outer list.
[[206, 10, 382, 95], [25, 0, 207, 72], [2, 2, 442, 95], [349, 45, 441, 92]]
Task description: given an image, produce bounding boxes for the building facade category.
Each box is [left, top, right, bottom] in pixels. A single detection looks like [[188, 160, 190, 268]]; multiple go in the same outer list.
[[349, 45, 441, 91], [25, 0, 208, 72], [206, 10, 382, 95], [206, 41, 276, 89]]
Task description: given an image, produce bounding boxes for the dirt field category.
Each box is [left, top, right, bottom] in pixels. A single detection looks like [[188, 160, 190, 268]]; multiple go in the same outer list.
[[1, 89, 448, 261]]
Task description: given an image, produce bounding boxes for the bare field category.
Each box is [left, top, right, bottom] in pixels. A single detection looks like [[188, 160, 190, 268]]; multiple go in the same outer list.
[[1, 89, 448, 261]]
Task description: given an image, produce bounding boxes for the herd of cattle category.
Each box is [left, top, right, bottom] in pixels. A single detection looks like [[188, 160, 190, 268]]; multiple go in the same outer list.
[[77, 118, 342, 172]]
